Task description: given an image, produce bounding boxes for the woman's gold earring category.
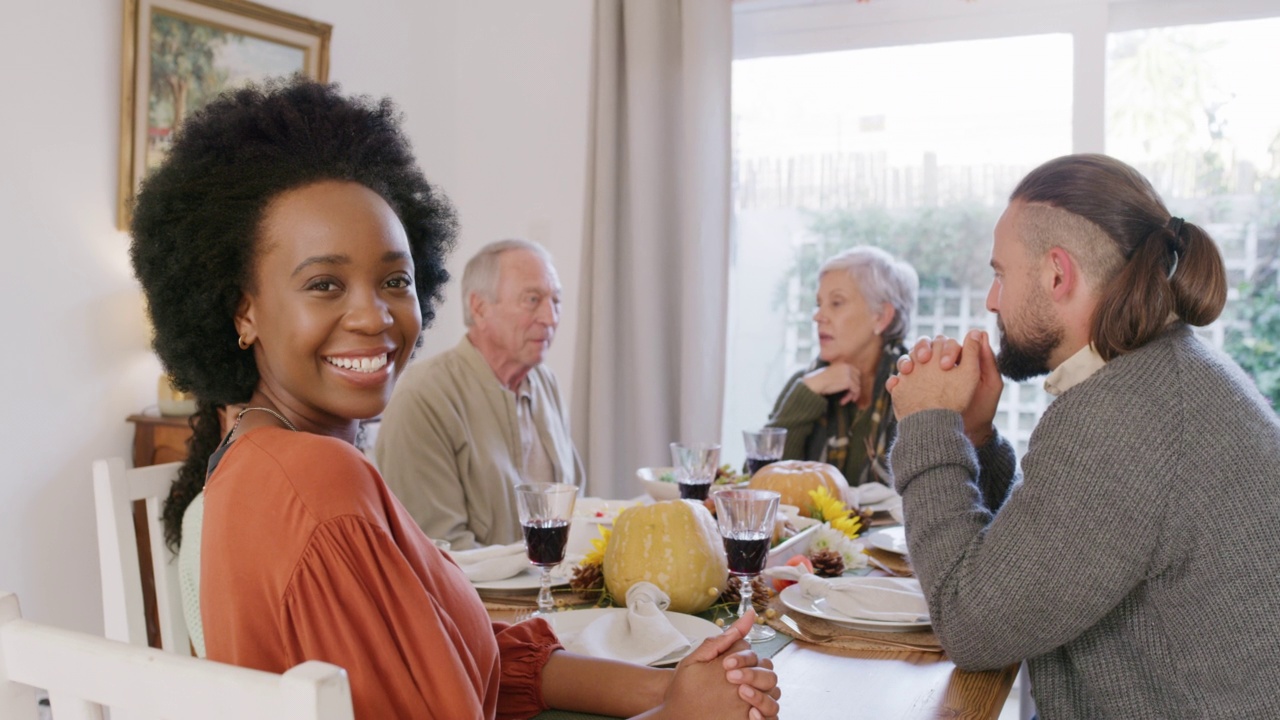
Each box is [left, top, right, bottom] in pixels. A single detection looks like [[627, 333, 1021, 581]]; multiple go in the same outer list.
[[238, 334, 251, 350]]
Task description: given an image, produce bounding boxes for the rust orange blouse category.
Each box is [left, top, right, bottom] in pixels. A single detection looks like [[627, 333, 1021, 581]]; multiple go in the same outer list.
[[200, 427, 561, 719]]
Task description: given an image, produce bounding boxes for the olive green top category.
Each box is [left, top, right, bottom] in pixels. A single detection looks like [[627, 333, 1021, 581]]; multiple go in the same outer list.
[[765, 343, 903, 485]]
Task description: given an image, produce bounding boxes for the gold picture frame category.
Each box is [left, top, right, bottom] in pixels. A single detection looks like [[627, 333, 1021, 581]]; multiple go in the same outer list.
[[117, 0, 331, 229]]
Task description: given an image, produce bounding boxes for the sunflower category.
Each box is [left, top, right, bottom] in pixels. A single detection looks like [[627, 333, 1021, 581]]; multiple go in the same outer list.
[[830, 513, 862, 540], [581, 524, 612, 567], [808, 486, 862, 540], [808, 486, 847, 522]]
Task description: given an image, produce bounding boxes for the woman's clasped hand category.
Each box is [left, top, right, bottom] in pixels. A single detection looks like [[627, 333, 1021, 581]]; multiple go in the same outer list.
[[663, 611, 781, 720]]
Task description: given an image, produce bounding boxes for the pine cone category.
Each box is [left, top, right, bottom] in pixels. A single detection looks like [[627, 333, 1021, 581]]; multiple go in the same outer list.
[[809, 548, 846, 577], [570, 562, 605, 600], [853, 507, 874, 534], [717, 575, 773, 613]]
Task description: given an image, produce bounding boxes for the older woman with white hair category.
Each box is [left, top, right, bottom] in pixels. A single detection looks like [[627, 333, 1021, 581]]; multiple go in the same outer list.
[[765, 246, 919, 486]]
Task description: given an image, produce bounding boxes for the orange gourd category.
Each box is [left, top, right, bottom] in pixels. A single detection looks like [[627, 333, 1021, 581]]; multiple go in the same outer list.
[[748, 460, 846, 514]]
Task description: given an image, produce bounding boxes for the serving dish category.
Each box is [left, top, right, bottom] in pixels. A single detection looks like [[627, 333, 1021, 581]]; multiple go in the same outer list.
[[635, 466, 681, 501]]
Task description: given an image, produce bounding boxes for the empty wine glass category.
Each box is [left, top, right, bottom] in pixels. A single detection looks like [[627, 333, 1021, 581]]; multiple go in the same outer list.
[[713, 488, 780, 642], [514, 483, 578, 616], [742, 428, 786, 476], [670, 441, 721, 501]]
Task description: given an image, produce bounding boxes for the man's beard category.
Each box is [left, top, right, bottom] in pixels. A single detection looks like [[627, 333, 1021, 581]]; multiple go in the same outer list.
[[995, 293, 1062, 382]]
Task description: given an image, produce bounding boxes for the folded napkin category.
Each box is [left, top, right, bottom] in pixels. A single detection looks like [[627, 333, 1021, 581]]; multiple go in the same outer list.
[[799, 574, 929, 623], [566, 582, 692, 666], [448, 542, 530, 583], [762, 563, 812, 585], [850, 482, 898, 508]]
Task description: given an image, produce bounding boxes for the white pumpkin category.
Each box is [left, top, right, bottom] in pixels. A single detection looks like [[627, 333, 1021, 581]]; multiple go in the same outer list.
[[603, 500, 729, 614]]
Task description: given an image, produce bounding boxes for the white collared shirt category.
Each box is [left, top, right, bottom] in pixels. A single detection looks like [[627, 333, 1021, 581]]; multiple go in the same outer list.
[[1044, 344, 1107, 397]]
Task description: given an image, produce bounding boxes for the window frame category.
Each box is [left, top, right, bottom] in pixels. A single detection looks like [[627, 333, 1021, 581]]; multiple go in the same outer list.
[[726, 0, 1280, 455], [733, 0, 1280, 155]]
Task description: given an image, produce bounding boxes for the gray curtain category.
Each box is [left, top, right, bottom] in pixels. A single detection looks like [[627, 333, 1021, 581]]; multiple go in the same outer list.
[[572, 0, 732, 499]]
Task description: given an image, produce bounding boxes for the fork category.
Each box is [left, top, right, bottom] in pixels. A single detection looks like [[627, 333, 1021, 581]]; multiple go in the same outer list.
[[779, 613, 834, 643]]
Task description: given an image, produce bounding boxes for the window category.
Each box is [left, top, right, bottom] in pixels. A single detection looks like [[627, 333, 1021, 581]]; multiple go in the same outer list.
[[1107, 19, 1280, 402], [724, 0, 1280, 466]]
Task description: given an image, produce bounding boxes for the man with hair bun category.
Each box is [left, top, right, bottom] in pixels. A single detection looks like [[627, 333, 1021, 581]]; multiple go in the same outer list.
[[886, 154, 1280, 718]]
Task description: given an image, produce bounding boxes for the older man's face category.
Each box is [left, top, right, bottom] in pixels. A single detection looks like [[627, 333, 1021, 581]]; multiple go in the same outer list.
[[478, 249, 562, 370]]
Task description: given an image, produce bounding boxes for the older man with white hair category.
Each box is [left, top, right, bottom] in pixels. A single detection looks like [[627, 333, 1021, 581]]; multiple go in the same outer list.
[[376, 239, 583, 549]]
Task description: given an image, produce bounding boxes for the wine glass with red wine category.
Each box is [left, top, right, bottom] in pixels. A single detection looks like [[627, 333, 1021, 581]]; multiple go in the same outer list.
[[712, 488, 781, 642], [742, 428, 786, 476], [515, 482, 578, 616], [669, 441, 721, 501]]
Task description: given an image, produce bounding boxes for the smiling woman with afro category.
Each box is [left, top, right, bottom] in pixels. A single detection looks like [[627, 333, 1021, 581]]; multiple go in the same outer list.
[[132, 79, 456, 552], [128, 77, 782, 720]]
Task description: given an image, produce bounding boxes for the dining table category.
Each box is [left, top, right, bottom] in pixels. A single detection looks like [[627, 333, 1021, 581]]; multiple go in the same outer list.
[[473, 494, 1018, 719], [485, 577, 1017, 720]]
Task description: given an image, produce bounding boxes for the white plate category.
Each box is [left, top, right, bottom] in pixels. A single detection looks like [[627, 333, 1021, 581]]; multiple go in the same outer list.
[[867, 526, 909, 556], [779, 583, 930, 633], [471, 564, 572, 591], [864, 495, 903, 514], [545, 608, 722, 666]]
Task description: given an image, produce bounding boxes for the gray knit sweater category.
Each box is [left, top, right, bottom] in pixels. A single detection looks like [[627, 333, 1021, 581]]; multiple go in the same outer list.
[[890, 324, 1280, 719]]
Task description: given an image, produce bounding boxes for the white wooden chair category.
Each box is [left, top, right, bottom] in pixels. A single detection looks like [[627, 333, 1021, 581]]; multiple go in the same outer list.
[[92, 458, 189, 653], [0, 591, 354, 720]]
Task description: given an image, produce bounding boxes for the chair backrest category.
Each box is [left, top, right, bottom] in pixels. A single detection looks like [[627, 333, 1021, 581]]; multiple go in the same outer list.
[[0, 591, 354, 720], [92, 458, 188, 653]]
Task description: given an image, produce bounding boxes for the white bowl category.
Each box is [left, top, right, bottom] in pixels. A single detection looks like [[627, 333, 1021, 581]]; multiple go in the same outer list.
[[767, 516, 820, 567], [636, 466, 681, 501]]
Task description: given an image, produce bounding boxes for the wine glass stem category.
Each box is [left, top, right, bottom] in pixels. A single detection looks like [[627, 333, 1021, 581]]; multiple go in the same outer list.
[[738, 575, 753, 620], [537, 566, 555, 615]]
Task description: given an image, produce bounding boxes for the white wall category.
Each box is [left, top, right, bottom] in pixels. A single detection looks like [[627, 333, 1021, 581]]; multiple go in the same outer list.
[[0, 0, 592, 633], [424, 1, 593, 381]]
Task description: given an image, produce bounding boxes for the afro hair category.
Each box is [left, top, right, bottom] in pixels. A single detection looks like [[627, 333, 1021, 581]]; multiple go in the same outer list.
[[130, 78, 457, 549]]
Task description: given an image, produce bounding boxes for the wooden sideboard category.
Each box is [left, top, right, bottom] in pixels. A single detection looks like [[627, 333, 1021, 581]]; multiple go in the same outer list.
[[126, 413, 194, 649], [127, 413, 196, 466]]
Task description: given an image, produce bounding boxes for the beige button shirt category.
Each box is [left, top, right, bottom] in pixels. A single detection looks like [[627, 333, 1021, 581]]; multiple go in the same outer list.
[[516, 377, 556, 485]]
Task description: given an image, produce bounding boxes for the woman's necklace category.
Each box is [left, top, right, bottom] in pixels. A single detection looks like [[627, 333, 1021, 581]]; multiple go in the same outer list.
[[823, 347, 893, 482], [235, 406, 299, 432]]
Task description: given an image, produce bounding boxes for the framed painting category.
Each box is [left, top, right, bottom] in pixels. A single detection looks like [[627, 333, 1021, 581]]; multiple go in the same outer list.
[[117, 0, 331, 229]]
